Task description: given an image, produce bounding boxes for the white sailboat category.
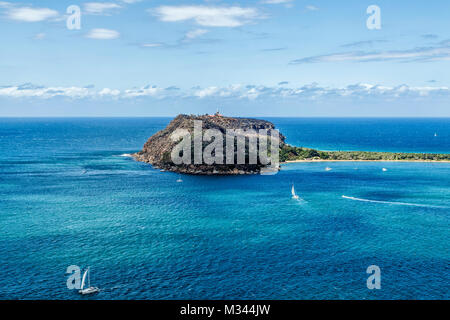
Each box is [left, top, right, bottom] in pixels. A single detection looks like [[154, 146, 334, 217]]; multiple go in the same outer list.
[[434, 133, 438, 137], [79, 267, 99, 295], [291, 184, 299, 200], [325, 167, 332, 171], [382, 168, 388, 172], [176, 175, 183, 183]]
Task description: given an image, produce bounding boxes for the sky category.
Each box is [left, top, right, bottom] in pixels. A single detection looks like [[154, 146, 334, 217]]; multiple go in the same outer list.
[[0, 0, 450, 117]]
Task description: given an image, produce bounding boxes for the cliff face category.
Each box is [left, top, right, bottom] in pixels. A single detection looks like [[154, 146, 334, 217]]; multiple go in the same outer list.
[[133, 114, 285, 175]]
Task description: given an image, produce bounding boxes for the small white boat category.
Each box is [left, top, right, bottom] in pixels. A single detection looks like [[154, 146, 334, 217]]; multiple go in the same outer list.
[[176, 175, 183, 183], [325, 167, 332, 171], [79, 267, 99, 295], [382, 168, 388, 172], [291, 184, 299, 200], [434, 133, 438, 137]]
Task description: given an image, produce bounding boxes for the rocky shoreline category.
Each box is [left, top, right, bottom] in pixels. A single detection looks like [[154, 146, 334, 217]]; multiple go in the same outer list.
[[132, 154, 262, 175]]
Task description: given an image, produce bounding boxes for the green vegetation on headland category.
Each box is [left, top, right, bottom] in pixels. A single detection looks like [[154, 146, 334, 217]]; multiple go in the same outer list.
[[280, 145, 450, 162]]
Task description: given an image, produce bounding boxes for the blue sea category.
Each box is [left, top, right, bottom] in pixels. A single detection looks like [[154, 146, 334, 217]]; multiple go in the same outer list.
[[0, 118, 448, 300]]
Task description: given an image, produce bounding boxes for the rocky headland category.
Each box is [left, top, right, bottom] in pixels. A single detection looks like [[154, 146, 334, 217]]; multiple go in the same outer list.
[[133, 114, 285, 175]]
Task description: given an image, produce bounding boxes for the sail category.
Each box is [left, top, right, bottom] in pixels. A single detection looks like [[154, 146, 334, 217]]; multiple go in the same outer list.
[[291, 185, 296, 197], [80, 269, 88, 290]]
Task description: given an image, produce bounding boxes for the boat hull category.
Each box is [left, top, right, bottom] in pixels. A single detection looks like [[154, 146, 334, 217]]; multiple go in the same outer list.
[[79, 287, 100, 295]]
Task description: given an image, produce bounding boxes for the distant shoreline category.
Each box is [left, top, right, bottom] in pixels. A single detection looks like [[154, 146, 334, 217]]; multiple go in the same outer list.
[[280, 144, 450, 163], [283, 159, 450, 163]]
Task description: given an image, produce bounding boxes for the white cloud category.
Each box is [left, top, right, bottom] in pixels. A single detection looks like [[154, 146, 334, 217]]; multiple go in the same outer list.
[[290, 43, 450, 64], [261, 0, 293, 4], [185, 29, 209, 40], [141, 43, 163, 48], [84, 2, 122, 15], [305, 5, 319, 11], [99, 88, 120, 96], [152, 5, 261, 27], [7, 7, 58, 22], [1, 83, 449, 101], [86, 28, 120, 40], [34, 33, 46, 40], [0, 1, 12, 8], [192, 83, 450, 100], [123, 85, 163, 98], [0, 85, 92, 99], [194, 86, 219, 98]]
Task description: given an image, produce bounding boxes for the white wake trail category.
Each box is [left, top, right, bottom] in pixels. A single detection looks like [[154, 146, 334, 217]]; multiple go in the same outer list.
[[342, 195, 447, 209]]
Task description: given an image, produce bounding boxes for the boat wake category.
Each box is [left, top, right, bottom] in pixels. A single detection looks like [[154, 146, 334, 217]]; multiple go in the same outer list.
[[294, 198, 307, 204], [342, 195, 447, 209]]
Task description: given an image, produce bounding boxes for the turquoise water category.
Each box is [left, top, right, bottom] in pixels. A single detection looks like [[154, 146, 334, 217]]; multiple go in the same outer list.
[[0, 118, 448, 299]]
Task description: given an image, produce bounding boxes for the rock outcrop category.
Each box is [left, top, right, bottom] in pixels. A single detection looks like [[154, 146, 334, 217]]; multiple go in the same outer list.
[[133, 114, 285, 175]]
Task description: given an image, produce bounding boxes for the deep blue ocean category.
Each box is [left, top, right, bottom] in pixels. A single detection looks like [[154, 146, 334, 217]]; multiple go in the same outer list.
[[0, 118, 448, 300]]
